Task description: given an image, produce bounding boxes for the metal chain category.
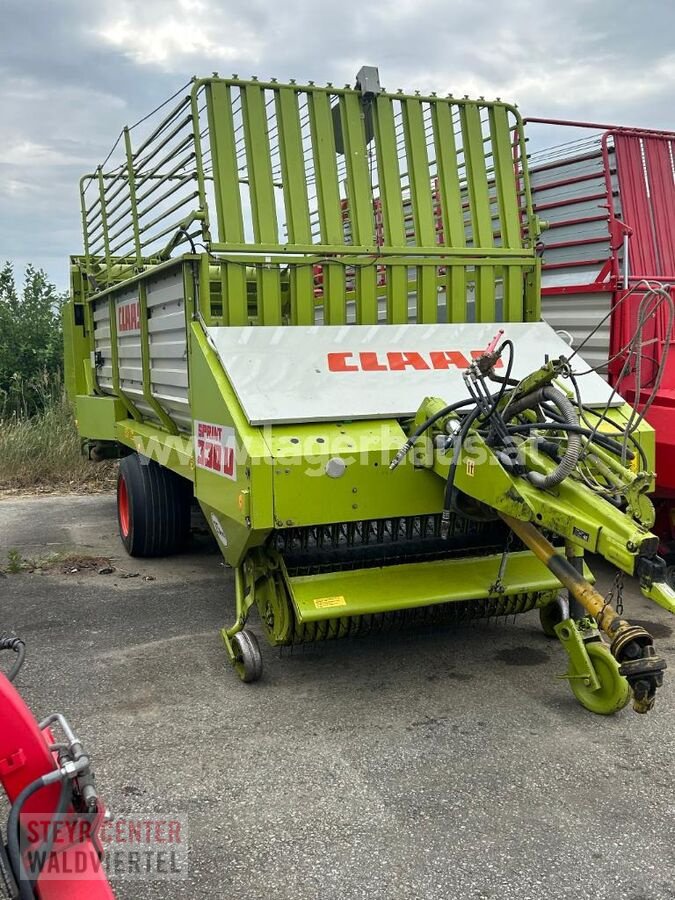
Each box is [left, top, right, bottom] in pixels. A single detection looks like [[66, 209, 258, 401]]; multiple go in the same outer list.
[[603, 571, 625, 618]]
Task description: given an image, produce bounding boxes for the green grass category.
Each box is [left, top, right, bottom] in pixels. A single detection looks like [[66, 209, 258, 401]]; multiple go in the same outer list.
[[0, 390, 115, 492]]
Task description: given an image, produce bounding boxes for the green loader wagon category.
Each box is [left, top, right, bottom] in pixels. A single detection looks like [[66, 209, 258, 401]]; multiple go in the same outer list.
[[63, 67, 675, 714]]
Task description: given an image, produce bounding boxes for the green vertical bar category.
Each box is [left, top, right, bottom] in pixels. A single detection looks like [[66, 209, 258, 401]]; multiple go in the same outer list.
[[430, 102, 466, 248], [339, 93, 374, 245], [276, 88, 314, 324], [307, 91, 342, 242], [401, 99, 435, 245], [461, 104, 495, 320], [199, 253, 213, 321], [276, 89, 312, 242], [460, 104, 494, 247], [340, 93, 377, 323], [524, 263, 540, 321], [80, 178, 92, 275], [241, 83, 281, 324], [373, 96, 406, 247], [503, 265, 524, 321], [489, 105, 521, 250], [123, 128, 143, 267], [416, 266, 439, 323], [372, 96, 406, 323], [255, 268, 282, 325], [474, 266, 495, 322], [446, 265, 467, 323], [97, 168, 112, 274], [226, 265, 249, 325], [241, 84, 278, 242], [402, 99, 437, 321], [206, 82, 245, 243], [321, 266, 346, 325], [307, 90, 345, 324], [189, 85, 211, 242], [218, 265, 228, 326], [386, 266, 408, 324]]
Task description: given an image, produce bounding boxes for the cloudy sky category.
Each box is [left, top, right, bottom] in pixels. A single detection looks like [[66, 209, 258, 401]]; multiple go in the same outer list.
[[2, 0, 674, 291]]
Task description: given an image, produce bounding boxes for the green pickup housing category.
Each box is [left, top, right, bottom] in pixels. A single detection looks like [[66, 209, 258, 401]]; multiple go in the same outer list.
[[63, 70, 658, 683]]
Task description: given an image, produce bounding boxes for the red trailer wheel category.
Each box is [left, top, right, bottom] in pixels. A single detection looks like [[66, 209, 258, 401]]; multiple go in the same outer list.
[[117, 473, 130, 538]]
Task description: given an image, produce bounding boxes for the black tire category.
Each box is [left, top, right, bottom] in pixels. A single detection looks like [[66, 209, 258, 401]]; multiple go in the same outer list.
[[231, 631, 263, 683], [539, 595, 568, 638], [117, 453, 192, 557]]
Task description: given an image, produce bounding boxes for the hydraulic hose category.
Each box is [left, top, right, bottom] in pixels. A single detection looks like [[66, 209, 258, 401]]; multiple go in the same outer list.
[[507, 386, 581, 490], [7, 771, 63, 899], [0, 637, 25, 683]]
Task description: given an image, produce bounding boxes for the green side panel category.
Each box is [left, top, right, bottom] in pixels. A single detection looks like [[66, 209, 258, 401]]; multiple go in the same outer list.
[[62, 302, 76, 402], [269, 421, 446, 526], [115, 419, 194, 481], [288, 550, 561, 623], [64, 264, 91, 401], [188, 321, 274, 544], [76, 395, 128, 441]]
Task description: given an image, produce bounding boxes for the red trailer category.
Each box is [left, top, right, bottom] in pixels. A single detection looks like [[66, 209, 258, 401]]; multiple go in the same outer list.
[[525, 119, 675, 575]]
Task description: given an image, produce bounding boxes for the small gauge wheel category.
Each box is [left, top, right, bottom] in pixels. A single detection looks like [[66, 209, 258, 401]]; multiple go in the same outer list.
[[231, 630, 263, 683], [568, 642, 630, 715]]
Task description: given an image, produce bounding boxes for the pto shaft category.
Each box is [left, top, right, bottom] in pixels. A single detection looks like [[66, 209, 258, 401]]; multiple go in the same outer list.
[[500, 513, 667, 712]]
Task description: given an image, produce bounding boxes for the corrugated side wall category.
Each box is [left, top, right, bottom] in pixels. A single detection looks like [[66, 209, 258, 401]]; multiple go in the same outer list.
[[530, 142, 619, 373], [92, 268, 191, 432]]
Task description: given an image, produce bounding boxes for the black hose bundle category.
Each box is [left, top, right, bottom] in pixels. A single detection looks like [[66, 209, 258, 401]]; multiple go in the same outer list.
[[505, 385, 581, 489]]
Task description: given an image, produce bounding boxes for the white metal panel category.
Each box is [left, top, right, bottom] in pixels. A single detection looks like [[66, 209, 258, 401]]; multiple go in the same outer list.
[[206, 322, 623, 426], [147, 269, 190, 431], [92, 301, 113, 393], [113, 284, 157, 422], [542, 293, 612, 373]]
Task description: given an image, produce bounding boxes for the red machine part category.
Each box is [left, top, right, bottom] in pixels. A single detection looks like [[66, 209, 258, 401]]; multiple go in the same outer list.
[[0, 672, 114, 899], [525, 118, 675, 553]]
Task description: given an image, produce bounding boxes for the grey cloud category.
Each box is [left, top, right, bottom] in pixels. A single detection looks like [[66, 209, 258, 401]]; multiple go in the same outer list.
[[1, 0, 674, 288]]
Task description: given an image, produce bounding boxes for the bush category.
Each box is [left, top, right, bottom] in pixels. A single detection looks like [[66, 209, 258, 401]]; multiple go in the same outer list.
[[0, 262, 115, 491], [0, 262, 65, 417]]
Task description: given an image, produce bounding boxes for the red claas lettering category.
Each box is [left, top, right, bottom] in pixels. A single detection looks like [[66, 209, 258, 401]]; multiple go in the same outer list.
[[326, 350, 501, 371]]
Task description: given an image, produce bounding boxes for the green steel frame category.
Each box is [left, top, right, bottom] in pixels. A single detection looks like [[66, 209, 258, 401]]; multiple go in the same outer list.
[[77, 75, 541, 326]]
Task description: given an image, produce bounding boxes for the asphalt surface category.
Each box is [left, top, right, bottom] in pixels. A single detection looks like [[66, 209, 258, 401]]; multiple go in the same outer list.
[[0, 494, 674, 900]]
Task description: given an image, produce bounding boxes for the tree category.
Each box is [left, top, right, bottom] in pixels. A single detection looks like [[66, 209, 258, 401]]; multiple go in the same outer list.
[[0, 262, 66, 416]]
